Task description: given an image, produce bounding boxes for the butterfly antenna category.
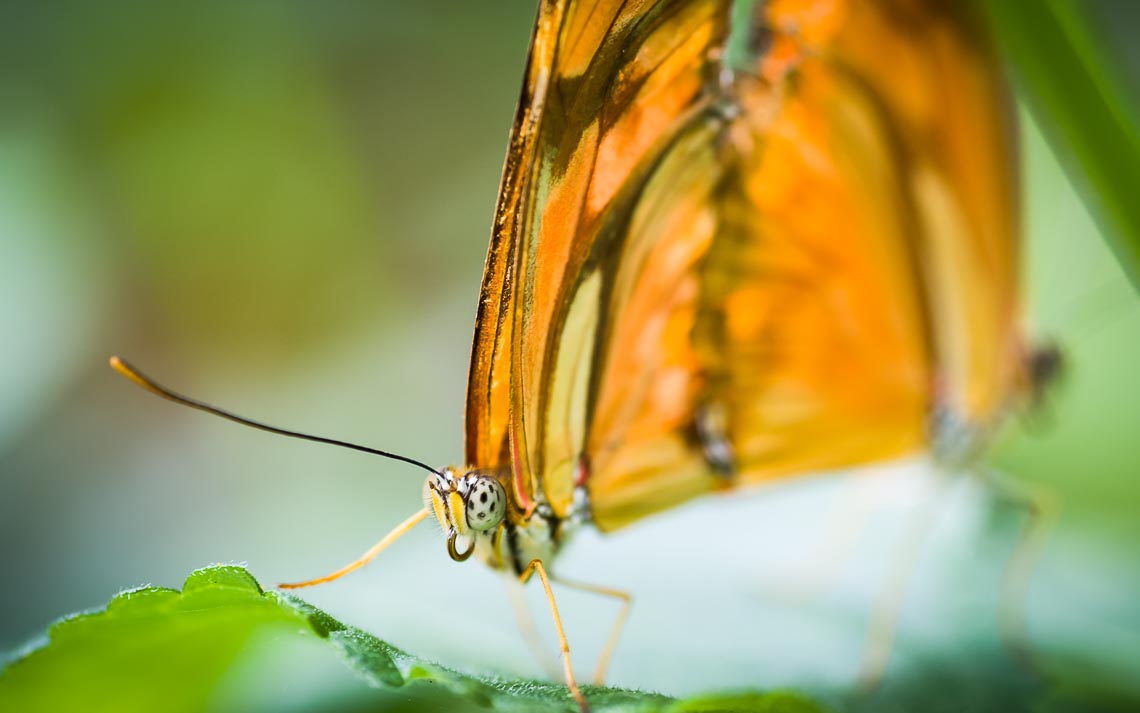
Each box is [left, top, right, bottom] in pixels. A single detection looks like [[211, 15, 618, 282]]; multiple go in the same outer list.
[[109, 356, 442, 477]]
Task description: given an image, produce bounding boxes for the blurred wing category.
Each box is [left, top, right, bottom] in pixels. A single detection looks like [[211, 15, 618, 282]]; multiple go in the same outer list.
[[466, 0, 734, 517], [759, 0, 1023, 463], [804, 0, 1023, 460]]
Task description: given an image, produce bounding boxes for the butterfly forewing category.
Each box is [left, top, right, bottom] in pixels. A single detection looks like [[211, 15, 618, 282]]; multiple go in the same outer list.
[[466, 0, 734, 520], [465, 0, 565, 507]]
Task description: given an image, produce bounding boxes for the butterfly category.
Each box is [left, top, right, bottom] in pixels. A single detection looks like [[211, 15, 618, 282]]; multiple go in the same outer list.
[[113, 0, 1043, 710]]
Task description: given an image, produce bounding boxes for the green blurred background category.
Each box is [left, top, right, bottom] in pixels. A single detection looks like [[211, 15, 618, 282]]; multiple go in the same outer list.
[[0, 1, 1137, 709]]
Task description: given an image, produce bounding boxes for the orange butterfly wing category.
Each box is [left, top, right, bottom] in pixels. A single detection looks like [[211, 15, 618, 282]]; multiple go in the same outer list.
[[466, 0, 734, 518], [466, 0, 1025, 531], [767, 0, 1023, 455]]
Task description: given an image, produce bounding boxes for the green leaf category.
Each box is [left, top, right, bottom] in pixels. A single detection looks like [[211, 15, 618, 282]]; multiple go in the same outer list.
[[0, 565, 824, 713], [665, 690, 824, 713], [984, 0, 1140, 288]]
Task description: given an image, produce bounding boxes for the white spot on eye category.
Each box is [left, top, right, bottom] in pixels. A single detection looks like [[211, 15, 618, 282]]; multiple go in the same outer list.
[[465, 478, 506, 532]]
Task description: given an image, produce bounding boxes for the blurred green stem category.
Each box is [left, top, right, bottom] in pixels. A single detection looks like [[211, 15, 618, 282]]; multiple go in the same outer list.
[[985, 0, 1140, 290]]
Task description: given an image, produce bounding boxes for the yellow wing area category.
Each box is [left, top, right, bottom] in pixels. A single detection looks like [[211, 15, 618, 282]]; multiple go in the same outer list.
[[466, 0, 1025, 531]]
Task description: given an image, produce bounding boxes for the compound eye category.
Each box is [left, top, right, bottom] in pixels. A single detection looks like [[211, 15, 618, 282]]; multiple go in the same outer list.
[[464, 478, 506, 532]]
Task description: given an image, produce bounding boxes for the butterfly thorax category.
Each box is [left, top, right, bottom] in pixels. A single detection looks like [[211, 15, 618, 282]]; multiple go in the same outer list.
[[424, 467, 577, 575]]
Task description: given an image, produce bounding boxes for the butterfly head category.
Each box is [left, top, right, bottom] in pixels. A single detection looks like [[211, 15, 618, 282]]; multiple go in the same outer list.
[[424, 468, 508, 562]]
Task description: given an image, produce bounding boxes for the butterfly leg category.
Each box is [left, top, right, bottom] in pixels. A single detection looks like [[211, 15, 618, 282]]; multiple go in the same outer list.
[[550, 574, 632, 685], [520, 558, 589, 713], [504, 573, 562, 680], [278, 508, 429, 589], [858, 470, 958, 690], [982, 466, 1058, 672]]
